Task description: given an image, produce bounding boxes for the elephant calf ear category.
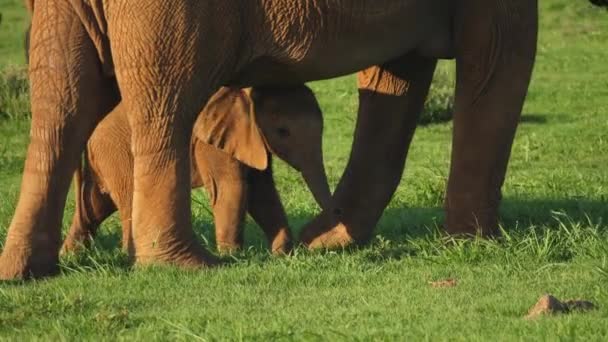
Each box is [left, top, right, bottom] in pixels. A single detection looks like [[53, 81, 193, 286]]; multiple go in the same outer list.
[[193, 87, 268, 170]]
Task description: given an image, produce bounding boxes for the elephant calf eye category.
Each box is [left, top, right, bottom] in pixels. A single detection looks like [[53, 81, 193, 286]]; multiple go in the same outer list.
[[277, 127, 290, 138]]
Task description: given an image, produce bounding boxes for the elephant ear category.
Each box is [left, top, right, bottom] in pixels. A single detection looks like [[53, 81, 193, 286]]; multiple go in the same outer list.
[[193, 87, 268, 170]]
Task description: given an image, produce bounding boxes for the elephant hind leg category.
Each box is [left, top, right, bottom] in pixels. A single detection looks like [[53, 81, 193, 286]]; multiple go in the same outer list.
[[445, 0, 538, 236], [0, 1, 119, 280]]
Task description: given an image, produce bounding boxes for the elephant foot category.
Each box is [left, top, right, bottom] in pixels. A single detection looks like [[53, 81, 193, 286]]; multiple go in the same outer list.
[[60, 231, 94, 255], [270, 229, 293, 255], [444, 206, 500, 238], [0, 246, 59, 280], [299, 213, 356, 249], [134, 241, 220, 269], [216, 241, 241, 255]]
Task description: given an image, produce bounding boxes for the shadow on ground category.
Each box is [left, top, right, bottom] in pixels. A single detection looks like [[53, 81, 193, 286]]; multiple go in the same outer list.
[[374, 197, 607, 242], [58, 196, 607, 274], [519, 113, 549, 124], [88, 197, 607, 252], [413, 112, 551, 127]]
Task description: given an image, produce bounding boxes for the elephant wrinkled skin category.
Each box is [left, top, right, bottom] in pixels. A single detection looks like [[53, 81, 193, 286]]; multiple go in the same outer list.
[[0, 0, 538, 279], [63, 86, 329, 256]]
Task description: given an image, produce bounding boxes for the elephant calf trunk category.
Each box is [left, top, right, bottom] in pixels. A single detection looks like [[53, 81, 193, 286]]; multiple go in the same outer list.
[[302, 162, 332, 211]]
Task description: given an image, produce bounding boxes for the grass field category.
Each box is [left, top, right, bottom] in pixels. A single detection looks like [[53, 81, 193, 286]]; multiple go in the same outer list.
[[1, 1, 608, 340]]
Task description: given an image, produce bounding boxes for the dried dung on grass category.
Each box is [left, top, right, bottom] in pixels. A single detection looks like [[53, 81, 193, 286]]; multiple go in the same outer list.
[[526, 294, 596, 319], [429, 278, 458, 288]]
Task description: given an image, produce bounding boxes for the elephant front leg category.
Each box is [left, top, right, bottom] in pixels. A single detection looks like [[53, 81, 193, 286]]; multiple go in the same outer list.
[[0, 1, 118, 280], [209, 177, 248, 254], [126, 110, 218, 267], [300, 54, 437, 248], [107, 0, 241, 268], [445, 0, 538, 236], [195, 143, 249, 254], [247, 160, 293, 255]]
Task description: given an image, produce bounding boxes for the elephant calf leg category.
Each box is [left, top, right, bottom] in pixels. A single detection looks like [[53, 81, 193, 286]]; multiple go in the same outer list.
[[247, 161, 293, 255], [195, 142, 249, 254], [62, 169, 117, 254], [300, 54, 437, 248], [210, 179, 248, 254]]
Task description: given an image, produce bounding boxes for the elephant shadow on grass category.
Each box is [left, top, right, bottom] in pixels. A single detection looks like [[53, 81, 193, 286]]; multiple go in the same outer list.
[[60, 196, 607, 274], [376, 197, 606, 242], [221, 196, 606, 255], [519, 113, 549, 124], [351, 197, 607, 262]]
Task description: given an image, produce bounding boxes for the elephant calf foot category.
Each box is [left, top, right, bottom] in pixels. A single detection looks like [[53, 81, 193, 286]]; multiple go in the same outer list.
[[61, 229, 94, 255], [269, 229, 293, 255], [0, 245, 59, 280], [299, 213, 356, 249], [216, 241, 242, 255]]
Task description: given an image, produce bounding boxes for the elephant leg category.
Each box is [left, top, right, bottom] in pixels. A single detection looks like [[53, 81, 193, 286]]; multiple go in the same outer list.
[[62, 168, 117, 254], [120, 95, 217, 266], [115, 194, 133, 254], [116, 85, 218, 266], [247, 160, 293, 255], [444, 0, 538, 236], [300, 54, 437, 248], [195, 143, 248, 254], [107, 1, 242, 268], [113, 72, 222, 265], [0, 1, 118, 279], [210, 182, 247, 253]]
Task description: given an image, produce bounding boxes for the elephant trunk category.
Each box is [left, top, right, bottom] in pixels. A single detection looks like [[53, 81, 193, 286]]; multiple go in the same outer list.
[[301, 157, 332, 210]]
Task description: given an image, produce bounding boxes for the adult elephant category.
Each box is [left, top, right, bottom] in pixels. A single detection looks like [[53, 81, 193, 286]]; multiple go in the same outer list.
[[0, 0, 538, 279]]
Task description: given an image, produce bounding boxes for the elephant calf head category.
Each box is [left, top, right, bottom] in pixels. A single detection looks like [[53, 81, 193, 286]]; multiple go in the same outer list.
[[195, 85, 331, 209], [253, 86, 330, 208]]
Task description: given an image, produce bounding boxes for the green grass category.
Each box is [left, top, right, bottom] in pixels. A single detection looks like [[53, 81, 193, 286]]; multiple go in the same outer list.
[[1, 1, 608, 340], [0, 0, 28, 67]]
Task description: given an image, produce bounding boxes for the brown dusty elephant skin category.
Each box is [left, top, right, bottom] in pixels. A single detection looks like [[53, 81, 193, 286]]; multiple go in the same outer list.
[[1, 0, 538, 279], [63, 86, 329, 256]]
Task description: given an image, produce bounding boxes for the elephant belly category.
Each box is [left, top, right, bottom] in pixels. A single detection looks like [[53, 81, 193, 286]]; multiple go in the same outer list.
[[231, 0, 453, 86]]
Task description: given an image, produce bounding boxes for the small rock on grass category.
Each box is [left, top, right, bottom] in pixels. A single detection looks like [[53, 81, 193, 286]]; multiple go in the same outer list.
[[526, 294, 597, 319]]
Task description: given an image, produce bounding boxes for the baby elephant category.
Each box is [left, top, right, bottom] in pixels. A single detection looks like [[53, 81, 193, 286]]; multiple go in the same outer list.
[[63, 86, 330, 255]]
